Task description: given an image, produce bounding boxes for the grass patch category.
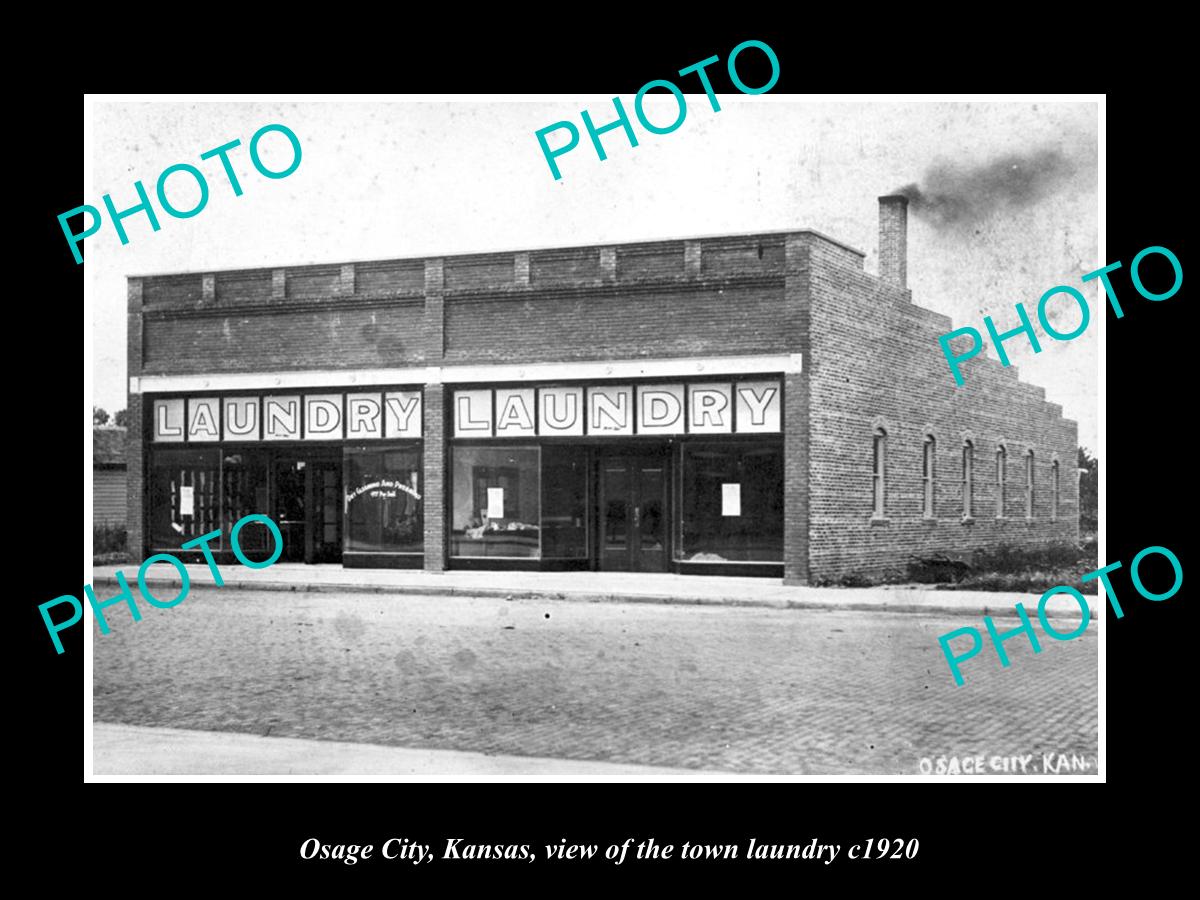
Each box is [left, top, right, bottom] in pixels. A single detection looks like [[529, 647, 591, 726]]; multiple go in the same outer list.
[[94, 523, 128, 564], [910, 540, 1099, 594]]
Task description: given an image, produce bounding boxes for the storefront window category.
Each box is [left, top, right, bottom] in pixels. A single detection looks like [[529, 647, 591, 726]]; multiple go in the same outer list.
[[150, 448, 221, 550], [542, 445, 588, 558], [222, 450, 271, 560], [678, 443, 783, 562], [345, 447, 423, 553], [451, 447, 540, 557]]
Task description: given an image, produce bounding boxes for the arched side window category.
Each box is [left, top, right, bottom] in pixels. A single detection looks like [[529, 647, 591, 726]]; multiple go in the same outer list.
[[996, 445, 1007, 518], [962, 440, 974, 518], [1051, 459, 1060, 521], [1025, 449, 1036, 518], [872, 427, 887, 518], [922, 435, 936, 518]]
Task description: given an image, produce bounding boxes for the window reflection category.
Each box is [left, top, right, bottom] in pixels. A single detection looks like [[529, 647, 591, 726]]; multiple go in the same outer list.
[[150, 448, 221, 550], [345, 447, 423, 553], [451, 447, 540, 558], [678, 443, 782, 562], [542, 445, 588, 558], [223, 450, 271, 560]]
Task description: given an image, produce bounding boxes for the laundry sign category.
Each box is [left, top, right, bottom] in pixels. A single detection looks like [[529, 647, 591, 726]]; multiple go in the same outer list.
[[453, 380, 781, 437], [152, 391, 423, 442]]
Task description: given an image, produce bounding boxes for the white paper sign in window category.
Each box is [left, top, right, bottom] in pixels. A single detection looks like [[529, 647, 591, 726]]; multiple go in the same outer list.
[[487, 487, 505, 519], [179, 485, 195, 516], [735, 381, 781, 433], [722, 482, 741, 516]]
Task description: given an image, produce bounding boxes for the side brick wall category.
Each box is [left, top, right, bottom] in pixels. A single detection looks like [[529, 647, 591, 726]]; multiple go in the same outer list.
[[804, 236, 1080, 582]]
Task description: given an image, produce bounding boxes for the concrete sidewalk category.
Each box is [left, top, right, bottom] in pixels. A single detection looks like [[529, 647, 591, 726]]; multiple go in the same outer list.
[[90, 563, 1098, 619], [92, 723, 752, 779]]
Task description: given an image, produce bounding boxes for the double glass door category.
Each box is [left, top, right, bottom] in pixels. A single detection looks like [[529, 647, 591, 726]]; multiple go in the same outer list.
[[599, 454, 667, 572], [273, 455, 342, 563]]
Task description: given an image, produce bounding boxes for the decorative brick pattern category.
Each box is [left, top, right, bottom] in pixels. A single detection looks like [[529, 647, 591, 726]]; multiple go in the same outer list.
[[599, 247, 616, 282], [683, 240, 701, 277], [142, 303, 425, 373]]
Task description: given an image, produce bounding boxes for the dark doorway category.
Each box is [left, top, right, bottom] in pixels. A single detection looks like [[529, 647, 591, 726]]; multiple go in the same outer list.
[[273, 459, 306, 562], [308, 459, 342, 563], [273, 455, 343, 563], [599, 453, 668, 572]]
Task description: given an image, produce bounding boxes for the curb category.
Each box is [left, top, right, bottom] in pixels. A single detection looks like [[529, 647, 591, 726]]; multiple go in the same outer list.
[[92, 575, 1098, 620]]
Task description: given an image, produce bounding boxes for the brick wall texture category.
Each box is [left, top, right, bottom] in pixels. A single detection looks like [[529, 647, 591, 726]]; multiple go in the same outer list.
[[803, 236, 1078, 583], [128, 225, 1079, 576]]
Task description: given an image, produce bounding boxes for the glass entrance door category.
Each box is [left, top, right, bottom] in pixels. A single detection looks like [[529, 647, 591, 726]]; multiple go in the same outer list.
[[599, 454, 667, 572], [309, 460, 342, 563], [273, 456, 342, 563], [273, 459, 307, 562]]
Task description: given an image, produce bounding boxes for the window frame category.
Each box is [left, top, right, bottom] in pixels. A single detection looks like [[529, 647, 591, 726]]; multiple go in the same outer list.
[[1051, 459, 1060, 521], [343, 443, 424, 556], [995, 444, 1007, 519], [449, 444, 544, 559], [872, 427, 888, 519], [677, 440, 784, 563], [962, 440, 974, 519], [1025, 449, 1036, 519], [922, 435, 936, 518]]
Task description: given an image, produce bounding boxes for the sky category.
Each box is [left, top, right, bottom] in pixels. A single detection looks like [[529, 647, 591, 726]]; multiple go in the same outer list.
[[87, 98, 1099, 450]]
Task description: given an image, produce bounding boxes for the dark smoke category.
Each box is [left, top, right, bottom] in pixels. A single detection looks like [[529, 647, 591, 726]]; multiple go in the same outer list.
[[895, 148, 1075, 228]]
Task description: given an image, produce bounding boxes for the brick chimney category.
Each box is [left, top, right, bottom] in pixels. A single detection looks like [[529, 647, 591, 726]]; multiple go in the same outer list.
[[878, 195, 908, 288]]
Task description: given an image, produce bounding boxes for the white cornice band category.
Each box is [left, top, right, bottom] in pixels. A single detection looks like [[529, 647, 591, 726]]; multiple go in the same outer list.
[[130, 353, 803, 394]]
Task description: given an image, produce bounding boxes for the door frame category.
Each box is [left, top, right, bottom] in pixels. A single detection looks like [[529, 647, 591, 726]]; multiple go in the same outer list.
[[270, 448, 344, 564], [594, 445, 671, 572]]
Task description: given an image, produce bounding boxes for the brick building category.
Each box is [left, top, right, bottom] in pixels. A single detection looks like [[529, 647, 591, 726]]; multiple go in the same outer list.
[[126, 197, 1078, 584], [93, 427, 127, 526]]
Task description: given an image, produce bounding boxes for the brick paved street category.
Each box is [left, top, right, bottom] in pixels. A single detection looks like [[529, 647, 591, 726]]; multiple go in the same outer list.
[[92, 588, 1097, 775]]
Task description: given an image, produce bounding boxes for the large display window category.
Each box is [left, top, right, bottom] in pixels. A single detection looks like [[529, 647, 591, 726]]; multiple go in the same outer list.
[[449, 445, 591, 560], [221, 450, 272, 559], [344, 446, 423, 554], [149, 448, 222, 550], [451, 447, 541, 558], [677, 442, 783, 563], [541, 445, 589, 559]]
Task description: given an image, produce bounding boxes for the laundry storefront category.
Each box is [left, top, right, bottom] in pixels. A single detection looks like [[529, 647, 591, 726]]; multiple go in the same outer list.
[[127, 198, 1080, 585], [144, 373, 786, 575]]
